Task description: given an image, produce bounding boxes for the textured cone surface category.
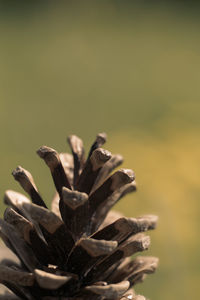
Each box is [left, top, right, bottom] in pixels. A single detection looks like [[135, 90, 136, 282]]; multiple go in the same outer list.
[[0, 133, 158, 299]]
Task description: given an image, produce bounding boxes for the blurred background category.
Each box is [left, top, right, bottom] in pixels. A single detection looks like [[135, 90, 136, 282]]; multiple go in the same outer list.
[[0, 0, 200, 299]]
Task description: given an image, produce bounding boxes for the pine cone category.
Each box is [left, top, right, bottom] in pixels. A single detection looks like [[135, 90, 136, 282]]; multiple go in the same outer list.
[[0, 133, 158, 300]]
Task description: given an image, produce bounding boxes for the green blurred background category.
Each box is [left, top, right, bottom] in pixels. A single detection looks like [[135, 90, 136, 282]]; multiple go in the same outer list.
[[0, 1, 200, 299]]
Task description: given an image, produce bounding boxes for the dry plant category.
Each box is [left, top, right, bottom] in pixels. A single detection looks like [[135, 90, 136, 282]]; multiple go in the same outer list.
[[0, 133, 158, 299]]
